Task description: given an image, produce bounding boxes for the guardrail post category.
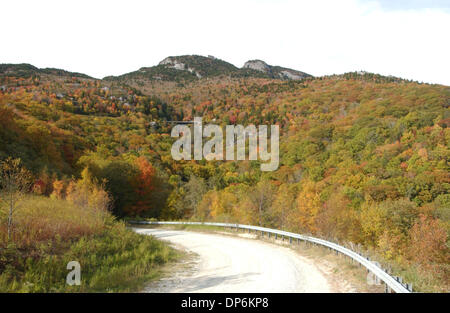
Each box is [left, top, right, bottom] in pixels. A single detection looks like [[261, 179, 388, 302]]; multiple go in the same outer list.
[[275, 233, 277, 240], [289, 237, 292, 244], [406, 283, 413, 292]]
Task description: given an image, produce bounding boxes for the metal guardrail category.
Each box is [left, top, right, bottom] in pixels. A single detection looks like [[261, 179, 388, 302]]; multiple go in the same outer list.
[[131, 220, 412, 293]]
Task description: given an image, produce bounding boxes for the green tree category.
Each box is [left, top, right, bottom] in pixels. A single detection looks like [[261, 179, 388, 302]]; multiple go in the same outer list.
[[0, 158, 32, 241]]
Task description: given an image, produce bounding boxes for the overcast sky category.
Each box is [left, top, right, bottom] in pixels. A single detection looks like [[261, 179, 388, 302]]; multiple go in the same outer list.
[[2, 0, 449, 85]]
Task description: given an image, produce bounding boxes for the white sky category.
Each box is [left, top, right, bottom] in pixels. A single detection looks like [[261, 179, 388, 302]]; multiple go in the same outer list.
[[2, 0, 449, 85]]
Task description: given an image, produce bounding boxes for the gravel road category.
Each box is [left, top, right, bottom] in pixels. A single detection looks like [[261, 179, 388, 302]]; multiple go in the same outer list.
[[134, 228, 333, 293]]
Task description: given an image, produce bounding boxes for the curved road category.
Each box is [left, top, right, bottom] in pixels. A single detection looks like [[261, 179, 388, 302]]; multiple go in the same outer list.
[[135, 228, 333, 293]]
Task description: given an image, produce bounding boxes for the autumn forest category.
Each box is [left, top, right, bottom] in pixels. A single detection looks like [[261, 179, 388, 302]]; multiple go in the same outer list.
[[0, 59, 449, 292]]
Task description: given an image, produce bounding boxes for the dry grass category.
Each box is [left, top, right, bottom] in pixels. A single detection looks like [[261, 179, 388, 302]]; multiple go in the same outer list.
[[0, 196, 179, 292], [0, 195, 107, 248]]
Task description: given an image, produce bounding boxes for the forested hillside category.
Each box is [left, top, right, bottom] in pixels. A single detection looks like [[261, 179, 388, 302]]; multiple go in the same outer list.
[[0, 62, 449, 291]]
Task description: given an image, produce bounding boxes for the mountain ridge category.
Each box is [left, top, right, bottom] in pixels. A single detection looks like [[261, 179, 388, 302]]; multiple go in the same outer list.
[[103, 55, 312, 82], [1, 58, 436, 88], [0, 63, 93, 79]]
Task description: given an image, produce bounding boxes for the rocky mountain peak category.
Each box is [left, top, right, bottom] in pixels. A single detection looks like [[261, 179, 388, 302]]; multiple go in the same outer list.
[[242, 60, 271, 73], [242, 59, 311, 80], [104, 55, 311, 82]]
